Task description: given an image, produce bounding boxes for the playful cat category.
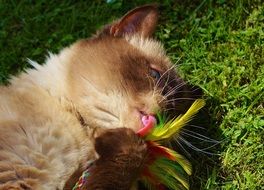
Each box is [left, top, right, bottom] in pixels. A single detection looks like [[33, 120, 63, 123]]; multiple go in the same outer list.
[[0, 4, 199, 190]]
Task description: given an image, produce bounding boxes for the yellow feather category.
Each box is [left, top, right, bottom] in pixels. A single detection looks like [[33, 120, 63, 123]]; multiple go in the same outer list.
[[165, 147, 192, 175], [146, 99, 205, 141]]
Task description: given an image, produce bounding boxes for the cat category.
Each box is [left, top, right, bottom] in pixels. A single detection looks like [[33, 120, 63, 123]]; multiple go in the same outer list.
[[80, 127, 147, 190], [0, 4, 200, 190]]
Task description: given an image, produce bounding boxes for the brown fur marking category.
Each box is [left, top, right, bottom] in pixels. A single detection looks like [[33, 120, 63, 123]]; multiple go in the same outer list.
[[81, 128, 147, 190]]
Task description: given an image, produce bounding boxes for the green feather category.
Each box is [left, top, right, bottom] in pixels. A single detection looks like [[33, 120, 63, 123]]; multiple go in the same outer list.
[[162, 146, 192, 175], [149, 158, 189, 189], [140, 99, 205, 190]]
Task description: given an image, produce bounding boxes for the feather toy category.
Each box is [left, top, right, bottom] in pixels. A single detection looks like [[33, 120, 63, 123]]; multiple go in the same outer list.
[[137, 99, 205, 190]]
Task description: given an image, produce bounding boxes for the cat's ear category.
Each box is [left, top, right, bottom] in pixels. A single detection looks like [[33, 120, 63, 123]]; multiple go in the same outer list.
[[102, 4, 159, 38]]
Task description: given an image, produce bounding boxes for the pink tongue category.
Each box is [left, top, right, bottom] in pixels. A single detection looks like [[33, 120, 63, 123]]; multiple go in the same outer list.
[[137, 115, 157, 137]]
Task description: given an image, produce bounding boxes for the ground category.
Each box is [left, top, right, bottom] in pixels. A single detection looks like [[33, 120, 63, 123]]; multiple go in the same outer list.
[[0, 0, 263, 189]]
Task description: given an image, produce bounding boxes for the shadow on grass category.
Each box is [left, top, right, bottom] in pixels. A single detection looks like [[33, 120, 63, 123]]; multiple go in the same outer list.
[[138, 98, 223, 190], [180, 98, 223, 190]]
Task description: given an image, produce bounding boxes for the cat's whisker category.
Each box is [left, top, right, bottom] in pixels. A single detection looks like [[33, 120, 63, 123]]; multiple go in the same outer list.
[[171, 89, 201, 95], [163, 97, 197, 104], [158, 82, 186, 104], [174, 138, 191, 158], [190, 87, 202, 93], [182, 128, 219, 142], [150, 75, 159, 99], [160, 78, 179, 94], [162, 107, 178, 112], [187, 124, 206, 130], [178, 136, 220, 156], [161, 81, 186, 99], [180, 131, 221, 144], [162, 98, 197, 107], [198, 141, 222, 151], [155, 57, 182, 95], [172, 56, 183, 66], [158, 72, 171, 98], [155, 64, 176, 89], [156, 64, 179, 94], [163, 82, 187, 97]]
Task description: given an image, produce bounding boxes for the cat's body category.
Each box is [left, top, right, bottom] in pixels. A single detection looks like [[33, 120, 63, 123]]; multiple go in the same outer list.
[[0, 59, 92, 189], [0, 5, 199, 190]]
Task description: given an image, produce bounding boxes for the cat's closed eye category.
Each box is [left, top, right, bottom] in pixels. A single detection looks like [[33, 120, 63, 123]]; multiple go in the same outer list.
[[149, 68, 161, 80]]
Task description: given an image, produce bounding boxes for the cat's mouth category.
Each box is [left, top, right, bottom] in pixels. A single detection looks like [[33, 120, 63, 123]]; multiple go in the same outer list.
[[138, 111, 157, 136]]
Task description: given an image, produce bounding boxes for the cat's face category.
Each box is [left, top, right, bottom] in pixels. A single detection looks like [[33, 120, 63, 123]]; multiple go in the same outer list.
[[65, 5, 200, 131]]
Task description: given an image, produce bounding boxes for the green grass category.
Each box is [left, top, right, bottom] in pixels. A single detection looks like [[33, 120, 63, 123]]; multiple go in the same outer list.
[[0, 0, 263, 189]]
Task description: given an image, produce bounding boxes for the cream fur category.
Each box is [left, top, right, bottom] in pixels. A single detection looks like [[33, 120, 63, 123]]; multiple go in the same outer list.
[[125, 35, 168, 61], [0, 51, 94, 189]]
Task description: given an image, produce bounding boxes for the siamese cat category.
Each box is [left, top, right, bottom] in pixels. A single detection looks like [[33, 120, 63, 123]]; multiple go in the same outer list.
[[0, 4, 200, 190]]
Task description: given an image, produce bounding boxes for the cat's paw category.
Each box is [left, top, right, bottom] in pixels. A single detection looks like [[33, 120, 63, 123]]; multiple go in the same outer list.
[[94, 127, 147, 159]]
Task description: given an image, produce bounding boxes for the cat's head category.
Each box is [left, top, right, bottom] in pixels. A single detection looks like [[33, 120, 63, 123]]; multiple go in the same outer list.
[[64, 5, 201, 132]]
